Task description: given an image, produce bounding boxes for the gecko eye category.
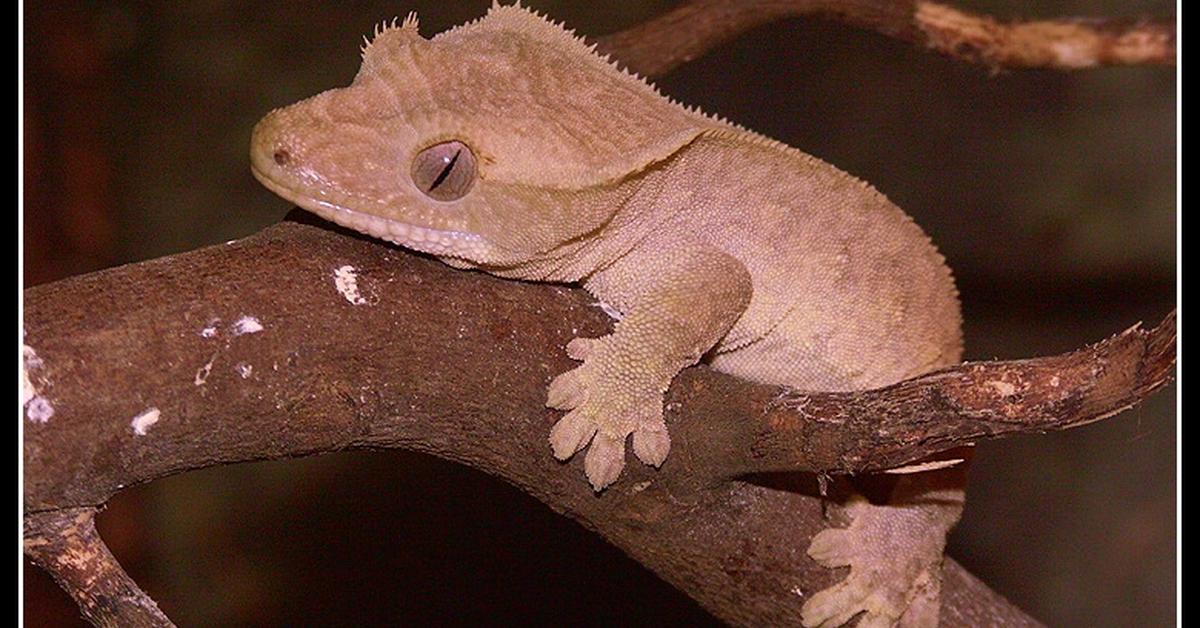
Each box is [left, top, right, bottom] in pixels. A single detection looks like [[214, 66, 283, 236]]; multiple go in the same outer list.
[[411, 140, 477, 201]]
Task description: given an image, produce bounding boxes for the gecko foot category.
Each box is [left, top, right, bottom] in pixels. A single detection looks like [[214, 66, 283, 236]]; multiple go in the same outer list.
[[801, 494, 950, 628], [547, 335, 671, 491]]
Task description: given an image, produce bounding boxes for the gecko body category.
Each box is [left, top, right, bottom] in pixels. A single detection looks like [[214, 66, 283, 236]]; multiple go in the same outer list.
[[251, 6, 966, 626]]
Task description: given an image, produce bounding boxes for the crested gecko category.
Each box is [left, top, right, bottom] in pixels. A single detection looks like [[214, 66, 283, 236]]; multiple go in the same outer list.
[[250, 5, 967, 626]]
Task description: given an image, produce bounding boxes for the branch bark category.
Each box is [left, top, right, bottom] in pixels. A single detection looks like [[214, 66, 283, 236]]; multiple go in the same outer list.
[[24, 508, 170, 628], [23, 216, 1173, 626], [595, 0, 1176, 76]]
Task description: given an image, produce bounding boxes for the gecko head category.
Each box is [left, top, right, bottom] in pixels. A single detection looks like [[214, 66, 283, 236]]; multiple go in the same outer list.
[[251, 5, 712, 267], [250, 13, 500, 262]]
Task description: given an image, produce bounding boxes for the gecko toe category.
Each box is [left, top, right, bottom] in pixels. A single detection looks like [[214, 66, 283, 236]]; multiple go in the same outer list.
[[629, 401, 670, 467], [565, 336, 599, 360], [546, 368, 588, 410], [806, 527, 853, 567], [549, 410, 597, 460], [632, 425, 670, 467], [584, 432, 626, 491], [802, 584, 867, 628]]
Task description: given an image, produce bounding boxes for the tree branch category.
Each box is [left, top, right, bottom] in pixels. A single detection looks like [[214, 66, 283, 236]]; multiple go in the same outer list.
[[595, 0, 1176, 76], [24, 508, 171, 628], [739, 311, 1176, 476], [23, 216, 1173, 626]]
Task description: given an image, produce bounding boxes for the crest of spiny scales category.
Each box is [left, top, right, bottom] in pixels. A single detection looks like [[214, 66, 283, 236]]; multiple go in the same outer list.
[[359, 3, 857, 188], [362, 11, 420, 56]]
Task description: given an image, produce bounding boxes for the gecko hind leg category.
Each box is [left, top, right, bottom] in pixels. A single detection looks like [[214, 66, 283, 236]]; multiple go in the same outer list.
[[801, 465, 968, 628]]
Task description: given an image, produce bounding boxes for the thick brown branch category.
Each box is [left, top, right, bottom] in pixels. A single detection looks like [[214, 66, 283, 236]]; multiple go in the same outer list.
[[23, 217, 1171, 625], [595, 0, 1176, 76]]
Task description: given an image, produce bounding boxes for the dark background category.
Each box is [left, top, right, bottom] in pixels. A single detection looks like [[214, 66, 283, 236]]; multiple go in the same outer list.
[[23, 1, 1176, 626]]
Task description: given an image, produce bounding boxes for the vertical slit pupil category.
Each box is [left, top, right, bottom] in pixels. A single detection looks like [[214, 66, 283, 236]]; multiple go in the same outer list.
[[413, 140, 476, 201], [427, 149, 462, 192]]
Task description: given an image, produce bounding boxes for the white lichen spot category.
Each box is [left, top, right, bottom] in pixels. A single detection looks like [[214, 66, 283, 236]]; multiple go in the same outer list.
[[235, 362, 253, 379], [22, 343, 54, 423], [200, 322, 219, 338], [630, 480, 651, 493], [26, 397, 55, 424], [22, 344, 43, 405], [1050, 376, 1061, 387], [333, 265, 368, 305], [20, 357, 36, 406], [23, 343, 44, 371], [792, 585, 805, 597], [987, 380, 1017, 397], [232, 316, 264, 336], [130, 407, 161, 436], [195, 355, 215, 386]]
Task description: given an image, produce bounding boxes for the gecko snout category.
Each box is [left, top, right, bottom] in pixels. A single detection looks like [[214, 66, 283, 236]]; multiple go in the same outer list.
[[248, 108, 324, 209], [249, 111, 291, 177], [250, 97, 355, 191]]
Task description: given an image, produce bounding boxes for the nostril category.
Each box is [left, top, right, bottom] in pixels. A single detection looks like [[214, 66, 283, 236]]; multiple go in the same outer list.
[[273, 149, 291, 166]]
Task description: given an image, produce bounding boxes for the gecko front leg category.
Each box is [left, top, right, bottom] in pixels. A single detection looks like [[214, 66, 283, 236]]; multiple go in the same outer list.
[[547, 243, 753, 490]]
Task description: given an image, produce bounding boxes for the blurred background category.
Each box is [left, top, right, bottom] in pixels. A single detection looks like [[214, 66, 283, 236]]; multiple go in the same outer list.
[[23, 0, 1176, 626]]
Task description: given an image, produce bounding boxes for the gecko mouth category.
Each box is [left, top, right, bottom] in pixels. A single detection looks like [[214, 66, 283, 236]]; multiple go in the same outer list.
[[250, 161, 487, 258]]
